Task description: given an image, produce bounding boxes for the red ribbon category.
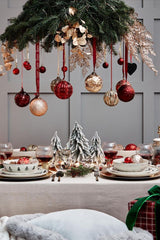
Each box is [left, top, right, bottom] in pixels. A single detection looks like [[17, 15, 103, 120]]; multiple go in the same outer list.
[[122, 41, 125, 78], [125, 44, 128, 81], [21, 51, 23, 89], [92, 37, 96, 72], [36, 42, 40, 96], [110, 44, 113, 91]]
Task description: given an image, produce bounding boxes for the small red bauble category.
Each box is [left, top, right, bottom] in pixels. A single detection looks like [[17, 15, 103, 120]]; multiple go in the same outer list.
[[125, 144, 137, 150], [117, 58, 124, 65], [23, 61, 30, 68], [117, 84, 135, 102], [14, 88, 30, 107], [25, 64, 32, 70], [39, 66, 46, 73], [102, 62, 109, 68], [13, 68, 20, 75], [124, 157, 133, 163], [61, 66, 68, 72], [116, 79, 130, 91], [20, 147, 27, 151], [54, 80, 73, 99]]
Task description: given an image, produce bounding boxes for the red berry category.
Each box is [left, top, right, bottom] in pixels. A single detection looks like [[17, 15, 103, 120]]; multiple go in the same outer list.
[[20, 147, 27, 151], [124, 157, 133, 163], [125, 144, 137, 150], [61, 66, 68, 72], [23, 61, 30, 68], [39, 66, 46, 73], [102, 62, 109, 68], [13, 68, 20, 75], [25, 64, 32, 70], [117, 58, 124, 65]]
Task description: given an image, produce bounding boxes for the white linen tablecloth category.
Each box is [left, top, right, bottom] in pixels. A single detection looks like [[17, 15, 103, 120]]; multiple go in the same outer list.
[[0, 173, 159, 222]]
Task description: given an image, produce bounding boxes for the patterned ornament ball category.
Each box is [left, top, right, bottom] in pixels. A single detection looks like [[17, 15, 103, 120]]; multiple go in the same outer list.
[[50, 76, 61, 93], [13, 67, 20, 75], [116, 79, 130, 91], [117, 58, 124, 65], [61, 66, 68, 72], [14, 88, 30, 107], [39, 66, 46, 73], [102, 62, 109, 68], [117, 84, 135, 102], [85, 72, 103, 92], [104, 90, 119, 106], [29, 96, 48, 116], [54, 80, 73, 99]]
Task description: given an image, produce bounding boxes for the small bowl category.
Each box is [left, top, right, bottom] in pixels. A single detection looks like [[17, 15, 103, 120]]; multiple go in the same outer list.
[[113, 158, 148, 172], [3, 159, 39, 172]]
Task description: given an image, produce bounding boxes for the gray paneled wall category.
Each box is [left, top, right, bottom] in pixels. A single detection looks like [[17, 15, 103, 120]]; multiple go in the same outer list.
[[0, 0, 160, 148]]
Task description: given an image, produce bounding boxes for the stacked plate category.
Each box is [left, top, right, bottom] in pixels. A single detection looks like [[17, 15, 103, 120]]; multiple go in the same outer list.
[[101, 158, 160, 180]]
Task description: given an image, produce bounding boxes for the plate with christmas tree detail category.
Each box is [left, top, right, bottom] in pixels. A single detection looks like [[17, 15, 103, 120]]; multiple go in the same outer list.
[[106, 165, 159, 177]]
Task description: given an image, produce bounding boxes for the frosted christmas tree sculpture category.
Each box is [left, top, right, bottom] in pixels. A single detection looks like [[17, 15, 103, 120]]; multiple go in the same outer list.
[[90, 131, 105, 163], [50, 131, 62, 154], [67, 122, 91, 161]]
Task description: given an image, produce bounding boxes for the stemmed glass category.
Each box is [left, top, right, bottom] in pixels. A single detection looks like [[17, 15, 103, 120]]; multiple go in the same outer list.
[[36, 145, 53, 171], [136, 144, 153, 165], [102, 142, 118, 167], [0, 142, 13, 159]]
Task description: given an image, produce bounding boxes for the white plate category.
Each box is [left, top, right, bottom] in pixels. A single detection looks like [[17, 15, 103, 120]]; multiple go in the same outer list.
[[106, 166, 159, 177], [0, 168, 47, 178]]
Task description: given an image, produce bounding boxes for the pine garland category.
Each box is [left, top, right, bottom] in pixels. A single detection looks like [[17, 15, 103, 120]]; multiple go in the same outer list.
[[0, 0, 134, 52]]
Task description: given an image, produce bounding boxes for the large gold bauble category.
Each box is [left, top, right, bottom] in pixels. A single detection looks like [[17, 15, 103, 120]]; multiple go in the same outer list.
[[50, 76, 61, 93], [29, 96, 48, 116], [85, 72, 103, 92], [104, 90, 119, 106]]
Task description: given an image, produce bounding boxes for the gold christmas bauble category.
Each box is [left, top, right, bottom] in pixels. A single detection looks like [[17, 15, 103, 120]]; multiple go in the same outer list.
[[104, 90, 119, 106], [50, 76, 61, 93], [85, 72, 103, 92], [29, 96, 48, 116], [4, 62, 12, 71]]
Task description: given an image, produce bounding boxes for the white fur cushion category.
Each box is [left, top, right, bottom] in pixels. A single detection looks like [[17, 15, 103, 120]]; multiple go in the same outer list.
[[29, 209, 153, 240]]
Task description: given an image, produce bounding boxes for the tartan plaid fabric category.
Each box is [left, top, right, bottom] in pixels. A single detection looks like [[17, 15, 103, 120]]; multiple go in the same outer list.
[[128, 200, 156, 240]]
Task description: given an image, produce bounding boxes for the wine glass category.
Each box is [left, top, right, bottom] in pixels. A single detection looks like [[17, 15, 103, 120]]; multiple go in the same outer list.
[[0, 142, 13, 159], [136, 144, 153, 165], [36, 145, 53, 171], [102, 142, 118, 167]]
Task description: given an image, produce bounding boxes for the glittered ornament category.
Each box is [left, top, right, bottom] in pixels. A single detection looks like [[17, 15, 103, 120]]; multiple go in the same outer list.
[[102, 62, 109, 68], [25, 64, 32, 70], [14, 88, 30, 107], [61, 66, 68, 72], [116, 79, 130, 91], [104, 90, 119, 106], [13, 67, 20, 75], [54, 80, 73, 99], [23, 61, 30, 68], [29, 96, 48, 116], [50, 76, 61, 93], [39, 66, 46, 73], [85, 72, 103, 92], [4, 62, 12, 71], [117, 84, 135, 102], [117, 58, 124, 65]]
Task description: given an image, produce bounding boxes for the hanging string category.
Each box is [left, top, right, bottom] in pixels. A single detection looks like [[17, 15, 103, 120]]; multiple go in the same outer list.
[[40, 41, 43, 66], [130, 51, 132, 63], [57, 43, 60, 77], [21, 51, 23, 89], [125, 43, 128, 81], [119, 41, 122, 58], [103, 42, 107, 62], [122, 41, 125, 79], [110, 44, 113, 91], [92, 37, 96, 72], [62, 43, 65, 79], [26, 44, 29, 61], [15, 49, 18, 68], [36, 42, 40, 96]]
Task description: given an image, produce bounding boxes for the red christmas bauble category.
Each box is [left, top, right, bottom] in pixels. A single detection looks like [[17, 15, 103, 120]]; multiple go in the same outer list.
[[13, 68, 20, 75], [117, 84, 135, 102], [61, 66, 68, 72], [39, 66, 46, 73], [23, 61, 30, 68], [14, 88, 30, 107], [54, 80, 73, 99], [116, 79, 130, 91], [102, 62, 109, 68], [117, 58, 124, 65], [25, 64, 32, 70], [125, 144, 137, 150]]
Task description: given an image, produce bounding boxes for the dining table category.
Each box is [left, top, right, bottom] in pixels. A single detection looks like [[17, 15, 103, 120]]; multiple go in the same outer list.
[[0, 171, 160, 222]]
